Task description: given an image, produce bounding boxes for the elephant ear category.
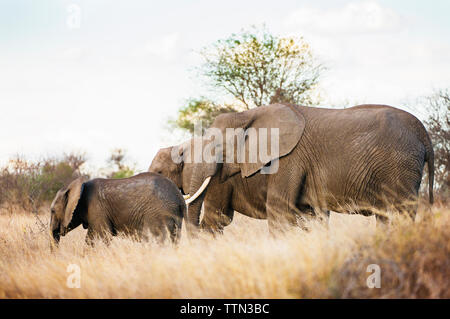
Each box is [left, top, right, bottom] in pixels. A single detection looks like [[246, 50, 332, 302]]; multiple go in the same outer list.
[[235, 104, 305, 177], [62, 177, 86, 228]]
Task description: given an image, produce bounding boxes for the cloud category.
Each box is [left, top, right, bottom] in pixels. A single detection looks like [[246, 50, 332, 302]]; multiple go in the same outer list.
[[285, 0, 403, 35], [143, 33, 180, 59], [281, 1, 450, 110], [62, 47, 85, 60]]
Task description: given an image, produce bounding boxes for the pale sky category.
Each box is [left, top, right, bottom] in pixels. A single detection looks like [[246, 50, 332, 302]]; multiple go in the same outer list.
[[1, 0, 449, 173]]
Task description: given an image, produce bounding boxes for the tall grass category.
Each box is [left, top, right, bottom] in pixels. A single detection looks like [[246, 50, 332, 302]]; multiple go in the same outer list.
[[0, 205, 448, 298]]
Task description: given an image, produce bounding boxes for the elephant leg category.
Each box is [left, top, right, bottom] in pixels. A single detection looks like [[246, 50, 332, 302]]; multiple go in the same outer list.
[[84, 218, 114, 246], [398, 184, 420, 221], [85, 228, 96, 246], [376, 214, 389, 224], [154, 228, 167, 245], [220, 209, 234, 228], [354, 208, 389, 225], [295, 205, 324, 231], [377, 181, 419, 222], [167, 216, 182, 244], [85, 227, 111, 246], [201, 183, 233, 235], [266, 161, 305, 235], [395, 201, 418, 221], [144, 219, 168, 244], [185, 192, 207, 238], [201, 205, 234, 235]]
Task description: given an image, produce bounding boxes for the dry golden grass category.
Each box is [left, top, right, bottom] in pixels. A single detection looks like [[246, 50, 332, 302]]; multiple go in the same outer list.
[[0, 205, 449, 298]]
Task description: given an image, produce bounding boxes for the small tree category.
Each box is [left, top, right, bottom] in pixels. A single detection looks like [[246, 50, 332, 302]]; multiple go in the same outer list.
[[171, 98, 240, 134], [200, 26, 323, 108], [107, 149, 135, 179], [423, 89, 449, 201], [174, 26, 324, 132]]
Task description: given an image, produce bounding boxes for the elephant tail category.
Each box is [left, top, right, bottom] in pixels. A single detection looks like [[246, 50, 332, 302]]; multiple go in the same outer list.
[[426, 150, 434, 205], [424, 133, 434, 205]]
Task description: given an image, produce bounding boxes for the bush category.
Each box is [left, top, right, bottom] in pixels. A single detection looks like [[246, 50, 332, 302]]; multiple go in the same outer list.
[[106, 148, 135, 179], [0, 153, 87, 214], [109, 168, 135, 179], [171, 98, 240, 134], [422, 89, 449, 202]]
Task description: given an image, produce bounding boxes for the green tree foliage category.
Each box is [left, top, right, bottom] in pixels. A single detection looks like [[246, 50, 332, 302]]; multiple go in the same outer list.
[[0, 153, 87, 214], [174, 26, 324, 132], [171, 98, 241, 134], [200, 27, 323, 108], [107, 148, 135, 179], [0, 149, 138, 214]]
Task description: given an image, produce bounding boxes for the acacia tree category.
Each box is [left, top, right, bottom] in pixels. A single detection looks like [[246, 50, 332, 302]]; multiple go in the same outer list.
[[174, 26, 324, 132]]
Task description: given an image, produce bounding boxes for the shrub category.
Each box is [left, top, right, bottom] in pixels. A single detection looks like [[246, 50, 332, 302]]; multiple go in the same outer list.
[[421, 89, 449, 203], [0, 153, 87, 214], [106, 148, 135, 179]]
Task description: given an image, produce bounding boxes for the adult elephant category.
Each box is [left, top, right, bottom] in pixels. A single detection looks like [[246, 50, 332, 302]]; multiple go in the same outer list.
[[157, 103, 434, 235]]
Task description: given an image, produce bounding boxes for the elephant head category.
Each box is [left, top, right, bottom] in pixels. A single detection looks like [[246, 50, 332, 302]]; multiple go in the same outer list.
[[148, 139, 199, 197], [185, 103, 306, 233], [149, 139, 214, 235], [149, 146, 184, 191], [49, 177, 86, 244]]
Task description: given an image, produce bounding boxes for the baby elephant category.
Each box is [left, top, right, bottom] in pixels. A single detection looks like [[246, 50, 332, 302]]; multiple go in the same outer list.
[[50, 172, 186, 245]]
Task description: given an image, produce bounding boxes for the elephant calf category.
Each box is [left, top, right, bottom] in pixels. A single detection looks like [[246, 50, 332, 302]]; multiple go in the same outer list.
[[50, 172, 186, 245]]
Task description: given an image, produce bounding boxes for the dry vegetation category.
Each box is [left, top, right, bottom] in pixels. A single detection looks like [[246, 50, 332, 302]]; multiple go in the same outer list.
[[0, 204, 448, 299]]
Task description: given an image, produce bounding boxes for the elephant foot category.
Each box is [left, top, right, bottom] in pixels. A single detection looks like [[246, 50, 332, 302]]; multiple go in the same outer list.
[[200, 222, 224, 237]]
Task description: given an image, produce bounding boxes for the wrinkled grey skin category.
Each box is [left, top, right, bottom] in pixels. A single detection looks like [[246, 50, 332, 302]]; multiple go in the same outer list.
[[50, 172, 186, 246], [150, 141, 270, 234], [152, 104, 434, 235]]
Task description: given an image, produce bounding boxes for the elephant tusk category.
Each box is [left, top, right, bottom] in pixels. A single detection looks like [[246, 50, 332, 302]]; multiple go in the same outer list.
[[185, 176, 211, 205]]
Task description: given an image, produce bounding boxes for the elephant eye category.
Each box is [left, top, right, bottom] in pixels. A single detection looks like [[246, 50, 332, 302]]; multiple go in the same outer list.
[[51, 209, 56, 214]]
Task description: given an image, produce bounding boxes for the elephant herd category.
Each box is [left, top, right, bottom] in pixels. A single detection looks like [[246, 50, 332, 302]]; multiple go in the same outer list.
[[50, 103, 434, 246]]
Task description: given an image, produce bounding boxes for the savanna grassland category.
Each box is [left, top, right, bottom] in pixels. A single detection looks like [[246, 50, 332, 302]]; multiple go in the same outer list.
[[0, 204, 449, 298]]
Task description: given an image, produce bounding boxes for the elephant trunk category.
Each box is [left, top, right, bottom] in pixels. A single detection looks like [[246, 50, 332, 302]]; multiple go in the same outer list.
[[186, 193, 206, 237], [49, 215, 61, 249], [52, 229, 60, 243], [185, 161, 216, 237], [185, 176, 211, 204], [49, 226, 60, 253]]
